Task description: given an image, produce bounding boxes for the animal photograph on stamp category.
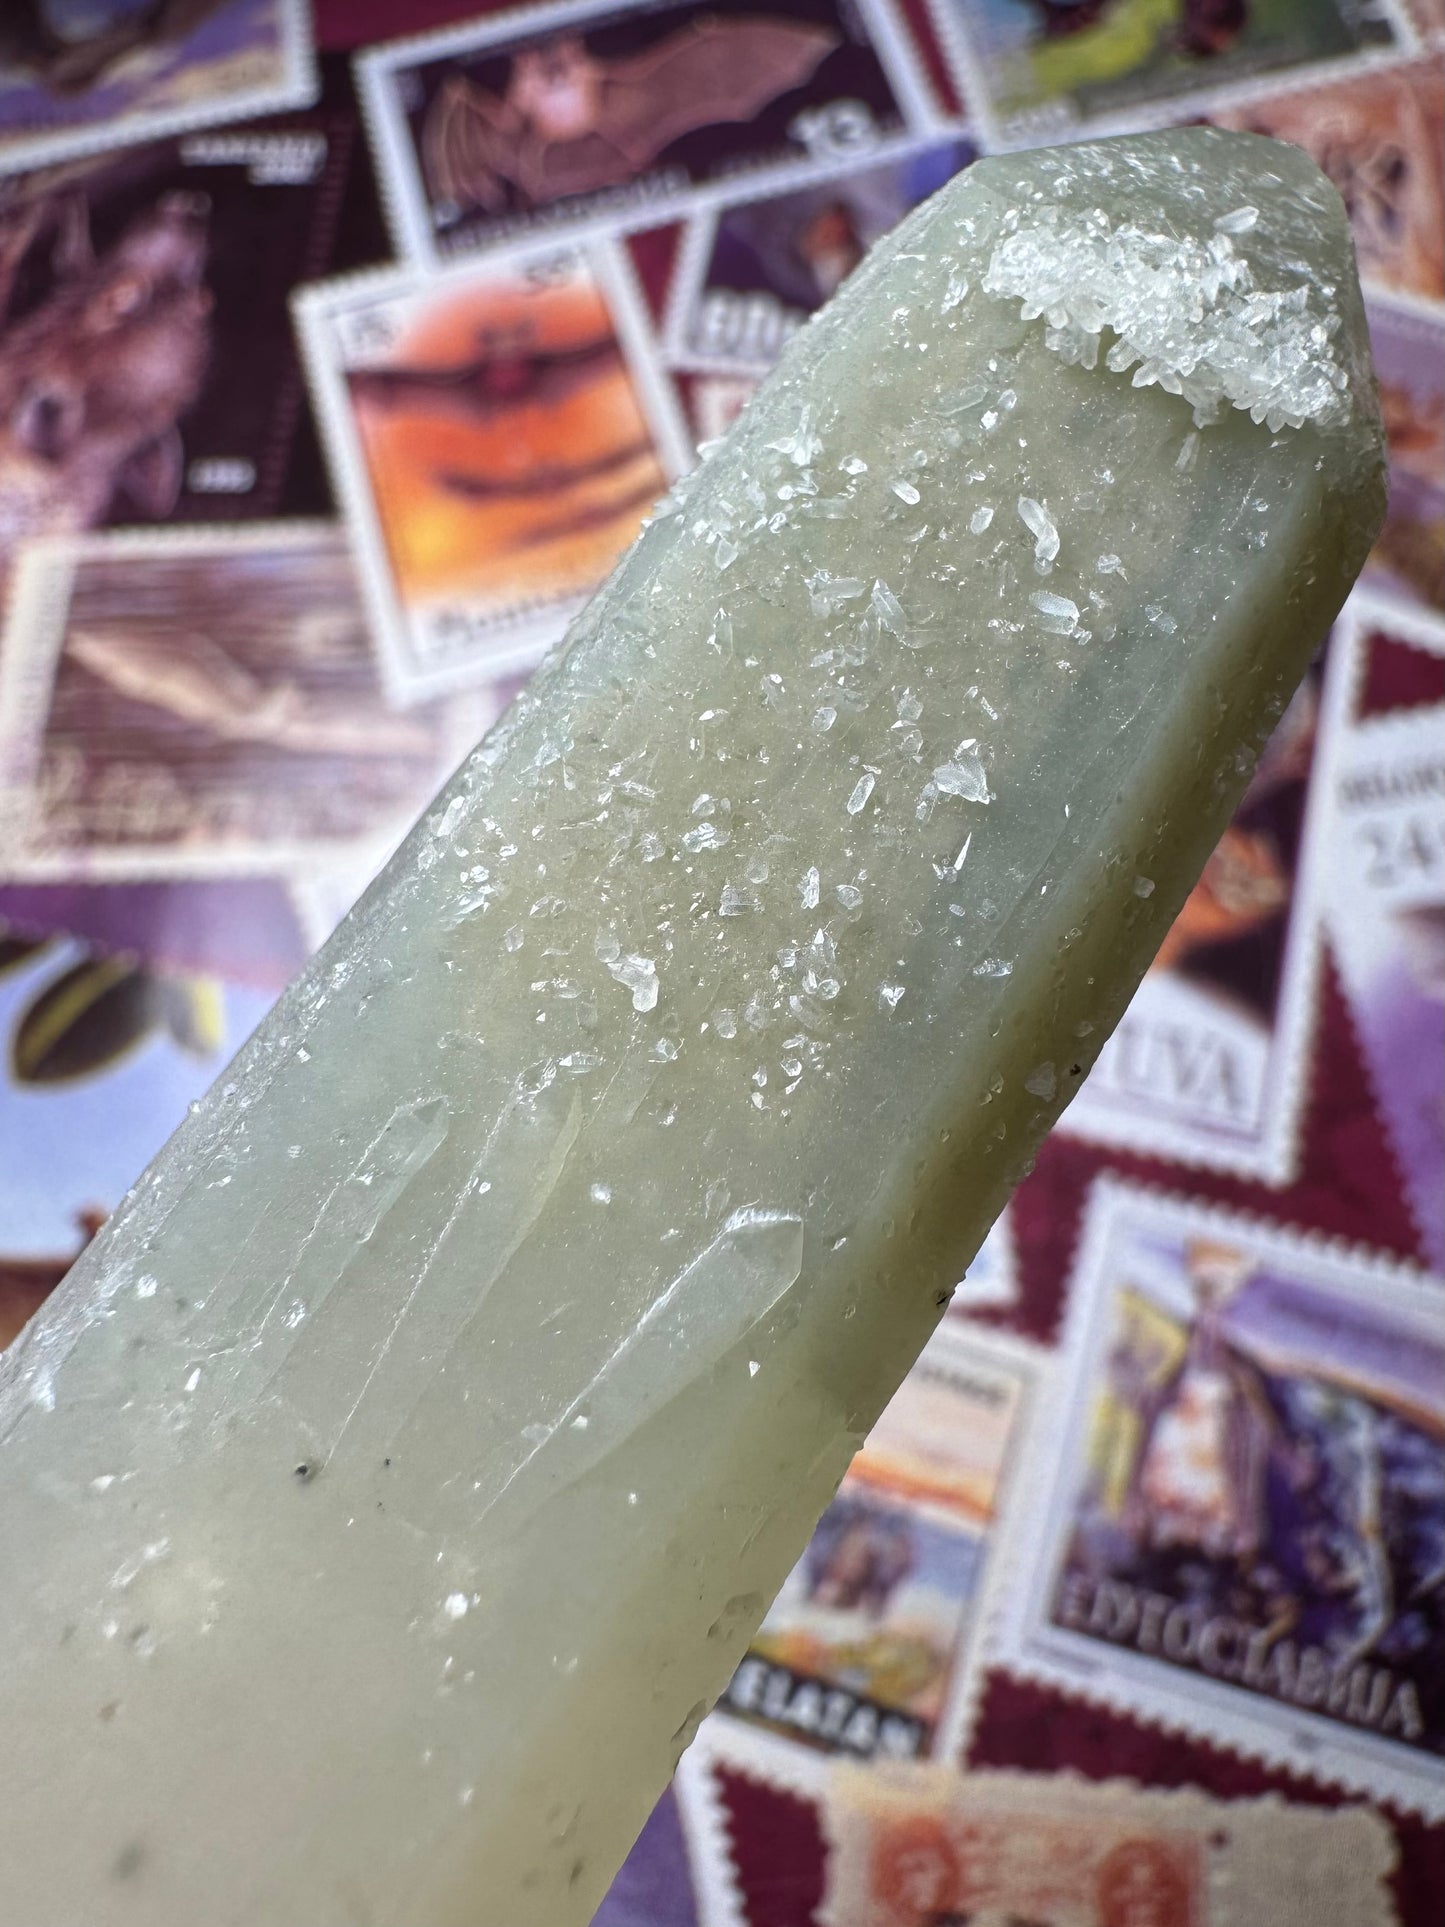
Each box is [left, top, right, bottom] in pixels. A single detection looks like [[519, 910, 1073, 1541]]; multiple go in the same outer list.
[[0, 92, 355, 582], [997, 1177, 1445, 1815], [359, 0, 936, 263], [0, 0, 316, 178], [0, 524, 482, 877], [295, 237, 690, 700]]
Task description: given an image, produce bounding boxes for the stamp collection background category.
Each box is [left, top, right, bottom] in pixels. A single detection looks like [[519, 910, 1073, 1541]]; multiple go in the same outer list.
[[0, 0, 1440, 1920]]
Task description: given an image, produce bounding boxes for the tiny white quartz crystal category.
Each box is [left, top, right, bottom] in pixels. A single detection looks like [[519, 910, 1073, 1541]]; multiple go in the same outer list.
[[984, 201, 1353, 431]]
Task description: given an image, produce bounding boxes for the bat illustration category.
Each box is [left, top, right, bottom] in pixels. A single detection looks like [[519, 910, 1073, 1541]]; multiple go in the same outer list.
[[347, 327, 625, 429], [65, 626, 436, 760], [0, 1, 232, 98], [0, 187, 212, 567], [422, 15, 839, 215]]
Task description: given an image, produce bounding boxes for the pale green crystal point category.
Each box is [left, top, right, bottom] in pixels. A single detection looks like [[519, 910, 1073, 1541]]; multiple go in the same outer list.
[[0, 130, 1382, 1926]]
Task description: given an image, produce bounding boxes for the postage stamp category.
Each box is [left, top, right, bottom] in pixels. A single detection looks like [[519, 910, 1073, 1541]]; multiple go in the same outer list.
[[0, 93, 356, 580], [994, 1176, 1445, 1815], [1319, 597, 1445, 1271], [709, 1321, 1048, 1767], [356, 0, 938, 265], [819, 1765, 1399, 1927], [0, 523, 484, 878], [1363, 298, 1445, 615], [294, 237, 692, 703], [685, 371, 760, 449], [664, 135, 976, 375], [1058, 642, 1339, 1183], [925, 0, 1417, 150], [0, 0, 316, 180], [1212, 55, 1445, 313], [0, 882, 287, 1327], [950, 1204, 1018, 1315]]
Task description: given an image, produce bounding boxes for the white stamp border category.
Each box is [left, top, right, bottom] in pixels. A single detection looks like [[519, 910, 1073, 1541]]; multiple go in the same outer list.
[[355, 0, 945, 268], [292, 231, 694, 708], [992, 1172, 1445, 1819], [921, 0, 1422, 154], [659, 126, 977, 377], [0, 0, 317, 181], [1056, 625, 1352, 1186], [0, 519, 485, 882]]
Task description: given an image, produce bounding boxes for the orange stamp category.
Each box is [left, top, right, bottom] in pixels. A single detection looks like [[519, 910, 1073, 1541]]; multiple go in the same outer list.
[[295, 239, 690, 702]]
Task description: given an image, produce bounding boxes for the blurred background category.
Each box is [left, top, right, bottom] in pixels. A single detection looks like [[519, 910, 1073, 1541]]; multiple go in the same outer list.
[[0, 1, 1440, 1920]]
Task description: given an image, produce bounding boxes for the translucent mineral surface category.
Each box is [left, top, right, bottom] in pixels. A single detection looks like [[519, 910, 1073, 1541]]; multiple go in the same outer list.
[[0, 130, 1382, 1925]]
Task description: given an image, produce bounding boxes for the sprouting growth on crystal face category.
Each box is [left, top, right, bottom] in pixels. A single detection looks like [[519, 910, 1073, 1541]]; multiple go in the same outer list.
[[982, 203, 1353, 433]]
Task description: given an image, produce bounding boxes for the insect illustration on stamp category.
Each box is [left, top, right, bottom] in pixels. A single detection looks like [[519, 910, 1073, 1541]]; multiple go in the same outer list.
[[0, 182, 212, 567], [421, 16, 839, 215]]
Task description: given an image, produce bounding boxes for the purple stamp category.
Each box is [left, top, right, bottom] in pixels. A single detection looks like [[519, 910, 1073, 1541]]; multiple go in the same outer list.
[[664, 136, 976, 374], [996, 1177, 1445, 1816]]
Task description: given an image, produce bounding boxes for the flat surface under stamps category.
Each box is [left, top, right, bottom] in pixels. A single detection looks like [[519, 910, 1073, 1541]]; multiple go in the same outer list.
[[0, 0, 316, 179], [0, 524, 482, 877], [995, 1176, 1445, 1816], [358, 0, 936, 263], [926, 0, 1416, 149], [296, 236, 690, 701]]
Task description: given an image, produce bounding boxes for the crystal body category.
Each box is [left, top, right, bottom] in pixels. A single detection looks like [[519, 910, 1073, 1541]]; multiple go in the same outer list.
[[0, 131, 1382, 1926]]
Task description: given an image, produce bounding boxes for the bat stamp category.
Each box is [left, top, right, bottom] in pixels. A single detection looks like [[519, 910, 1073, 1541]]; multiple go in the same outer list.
[[0, 0, 316, 179], [357, 0, 938, 265], [924, 0, 1417, 150], [0, 90, 357, 580], [664, 135, 976, 375], [1319, 596, 1445, 1271], [1057, 645, 1338, 1183], [1363, 298, 1445, 615], [709, 1322, 1049, 1767], [993, 1176, 1445, 1816], [0, 523, 484, 879], [1212, 54, 1445, 313], [294, 237, 692, 703], [819, 1766, 1399, 1927]]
